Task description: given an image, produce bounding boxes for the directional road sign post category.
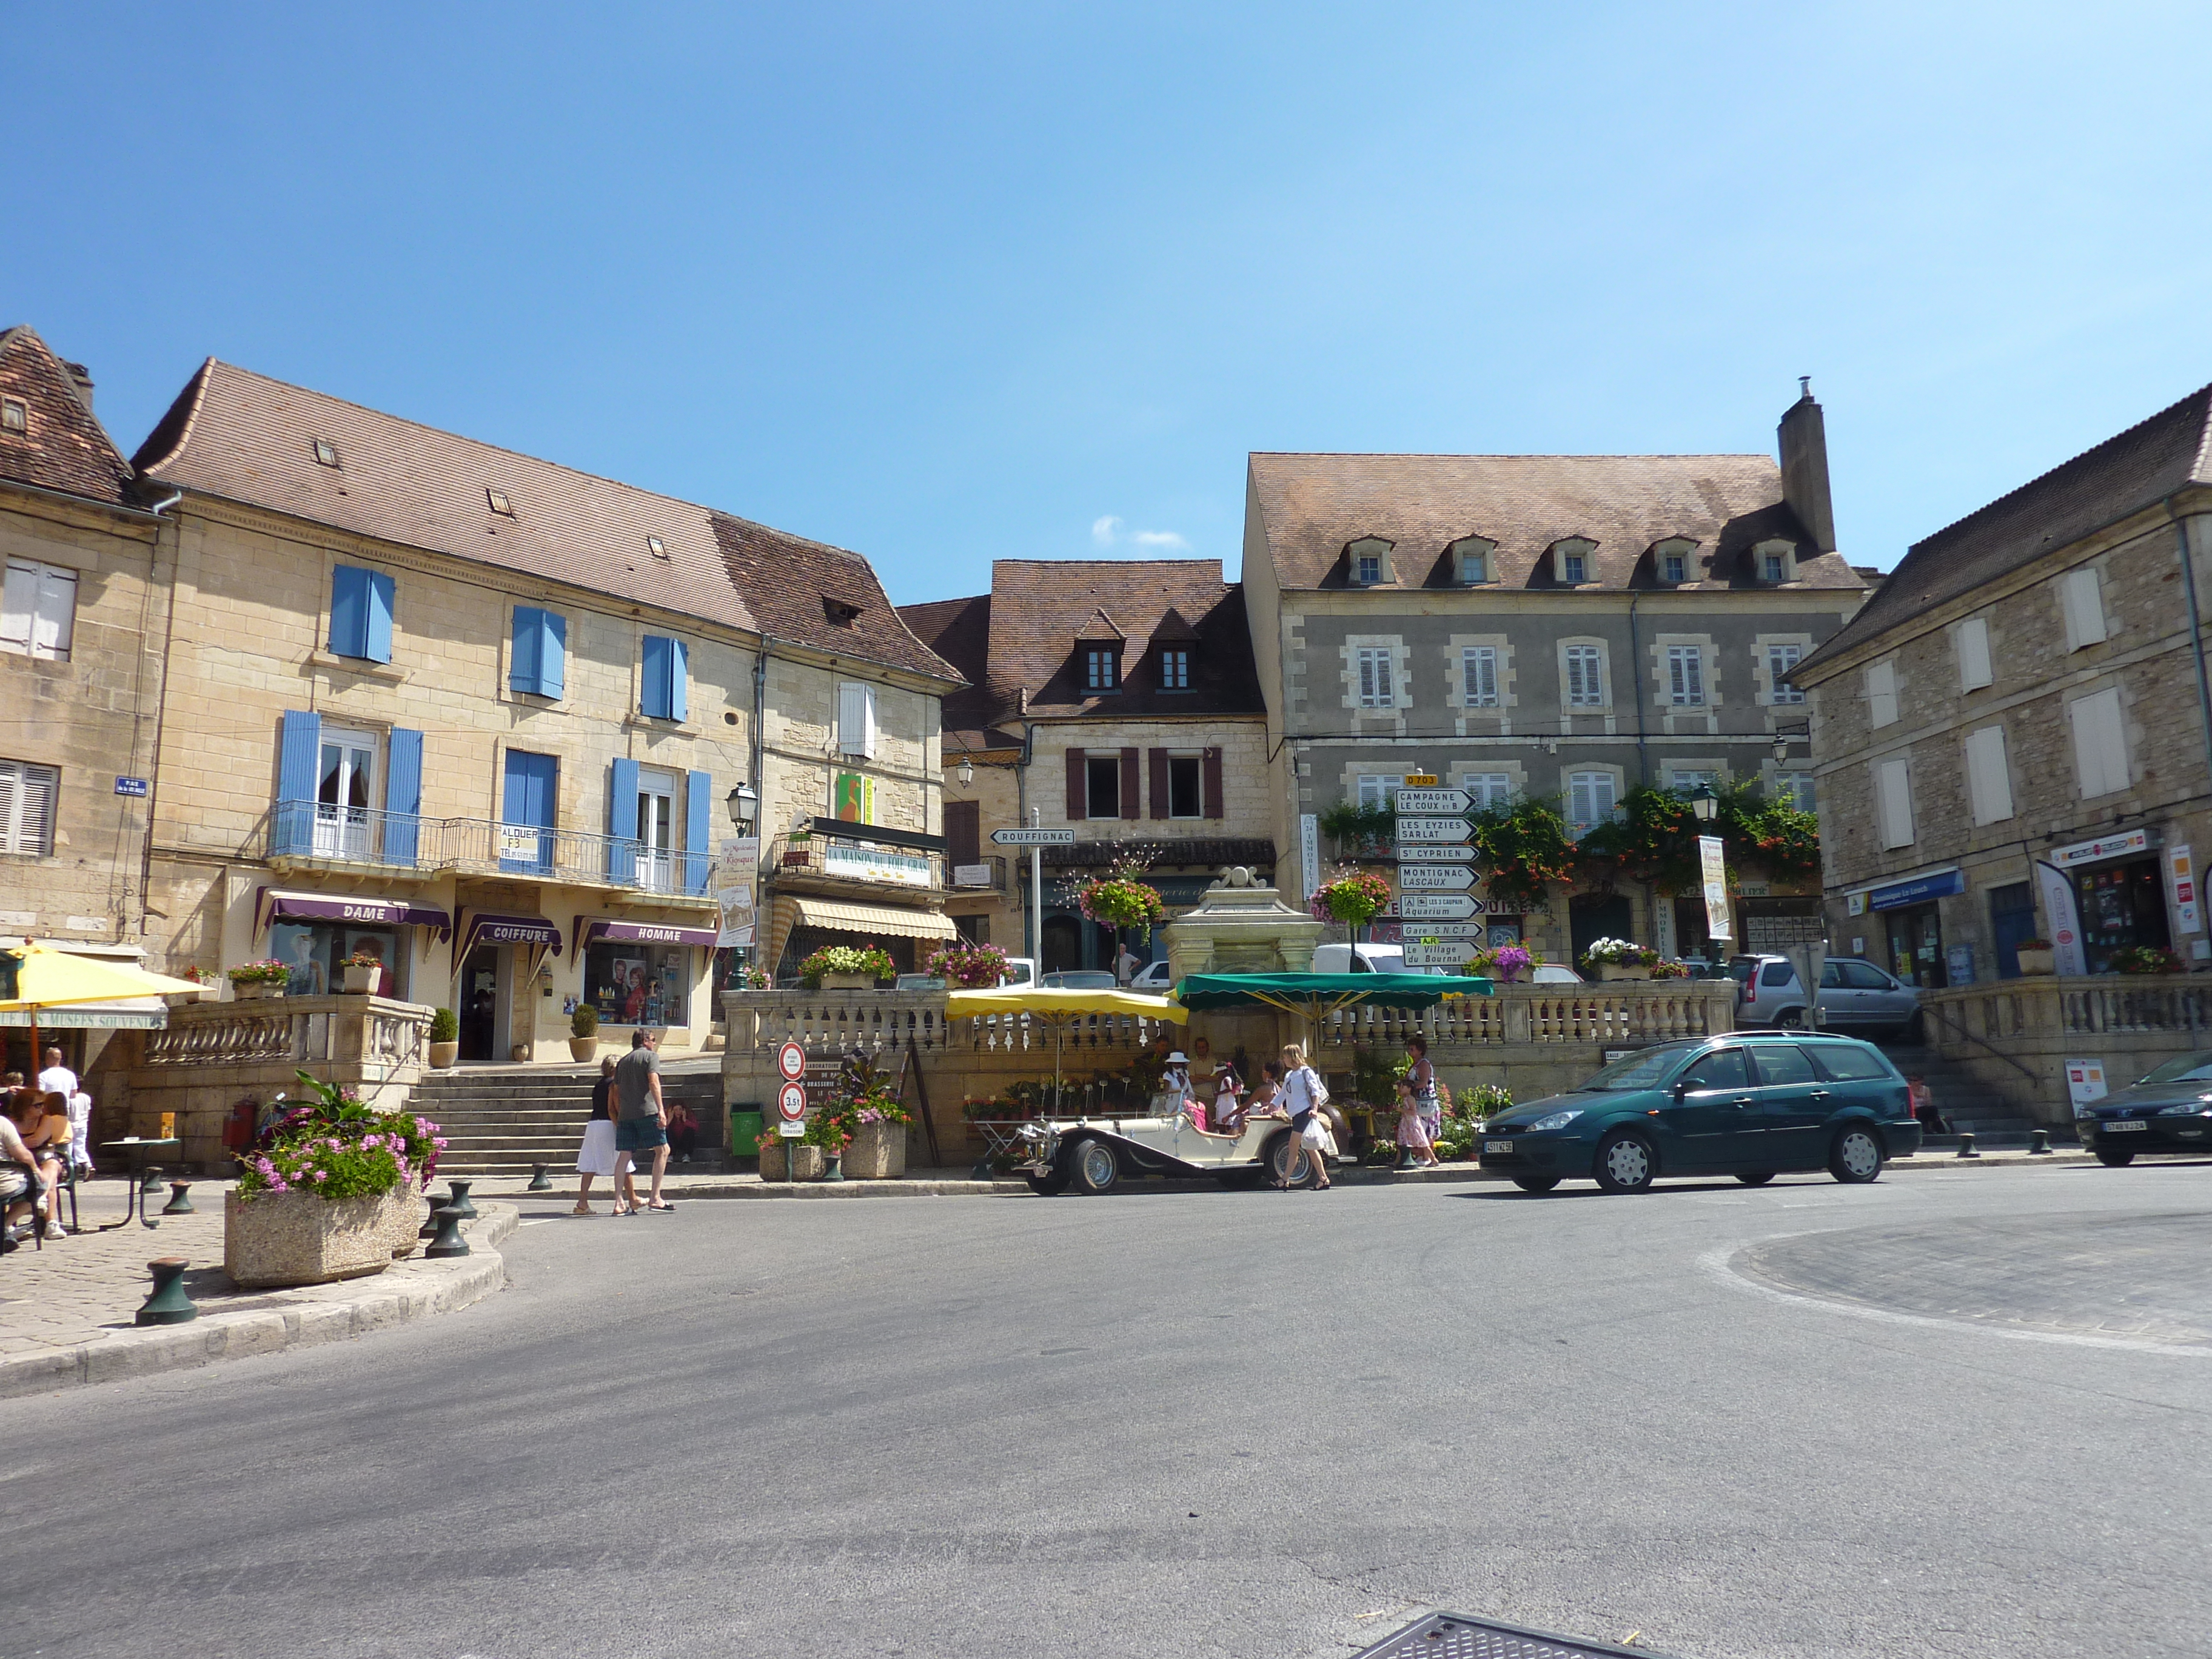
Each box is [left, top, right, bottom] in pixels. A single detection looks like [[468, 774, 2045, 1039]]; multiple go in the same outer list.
[[1400, 922, 1493, 941], [993, 824, 1074, 969], [1395, 817, 1476, 844], [990, 828, 1078, 846], [1398, 865, 1478, 891], [1392, 788, 1472, 816], [1396, 894, 1481, 920], [1403, 942, 1476, 968], [1398, 843, 1479, 863]]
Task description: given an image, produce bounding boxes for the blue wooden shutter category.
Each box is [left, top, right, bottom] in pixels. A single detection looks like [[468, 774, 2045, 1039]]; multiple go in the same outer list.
[[640, 635, 671, 719], [274, 709, 321, 855], [606, 756, 640, 883], [685, 768, 712, 894], [364, 569, 395, 663], [511, 606, 541, 695], [501, 750, 557, 874], [669, 638, 689, 722], [539, 610, 566, 699], [385, 728, 424, 865], [329, 566, 368, 658]]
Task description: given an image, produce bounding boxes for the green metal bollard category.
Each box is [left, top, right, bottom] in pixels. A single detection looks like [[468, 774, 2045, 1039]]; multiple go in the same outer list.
[[442, 1179, 479, 1221], [136, 1258, 199, 1325], [160, 1178, 196, 1216], [423, 1202, 471, 1258], [526, 1164, 553, 1191]]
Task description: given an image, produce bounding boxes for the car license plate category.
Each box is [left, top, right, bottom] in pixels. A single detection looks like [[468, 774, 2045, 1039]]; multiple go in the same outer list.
[[2105, 1119, 2148, 1132], [1484, 1139, 1513, 1154]]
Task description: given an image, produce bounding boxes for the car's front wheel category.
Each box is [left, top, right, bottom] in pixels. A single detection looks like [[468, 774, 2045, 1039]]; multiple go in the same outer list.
[[2095, 1147, 2136, 1168], [1512, 1174, 1561, 1194], [1025, 1168, 1067, 1196], [1828, 1125, 1885, 1184], [1593, 1130, 1657, 1194], [1735, 1171, 1775, 1185], [1068, 1138, 1122, 1196]]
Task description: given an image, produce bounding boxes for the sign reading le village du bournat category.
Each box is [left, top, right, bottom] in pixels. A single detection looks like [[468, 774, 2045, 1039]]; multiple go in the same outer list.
[[1390, 779, 1510, 966]]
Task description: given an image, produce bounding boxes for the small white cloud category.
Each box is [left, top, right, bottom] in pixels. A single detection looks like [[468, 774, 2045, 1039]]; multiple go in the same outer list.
[[1133, 529, 1189, 550], [1091, 515, 1122, 546]]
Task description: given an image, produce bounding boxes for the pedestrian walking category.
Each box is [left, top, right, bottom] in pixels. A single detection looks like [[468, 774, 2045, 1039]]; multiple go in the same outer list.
[[1395, 1076, 1439, 1168], [36, 1047, 76, 1107], [1404, 1035, 1442, 1148], [614, 1029, 674, 1212], [1276, 1044, 1331, 1190], [575, 1056, 628, 1215]]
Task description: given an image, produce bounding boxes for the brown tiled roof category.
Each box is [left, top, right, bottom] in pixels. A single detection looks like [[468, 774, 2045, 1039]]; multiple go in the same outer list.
[[1797, 383, 2212, 676], [982, 559, 1265, 718], [132, 358, 957, 680], [1248, 452, 1863, 592], [0, 327, 133, 507], [898, 594, 1016, 750]]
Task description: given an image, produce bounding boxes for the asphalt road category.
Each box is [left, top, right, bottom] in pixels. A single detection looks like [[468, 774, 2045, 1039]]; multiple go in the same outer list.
[[5, 1161, 2209, 1659]]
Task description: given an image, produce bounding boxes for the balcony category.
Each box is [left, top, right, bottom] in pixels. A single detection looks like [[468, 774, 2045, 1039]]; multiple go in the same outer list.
[[772, 823, 946, 897], [266, 802, 712, 899]]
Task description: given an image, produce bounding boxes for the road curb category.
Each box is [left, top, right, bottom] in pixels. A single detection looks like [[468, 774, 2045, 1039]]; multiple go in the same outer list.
[[0, 1202, 518, 1400]]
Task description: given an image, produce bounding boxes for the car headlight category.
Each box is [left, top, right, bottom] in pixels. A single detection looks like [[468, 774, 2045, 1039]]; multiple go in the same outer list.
[[1527, 1108, 1583, 1133], [1018, 1122, 1045, 1142], [2157, 1102, 2212, 1116]]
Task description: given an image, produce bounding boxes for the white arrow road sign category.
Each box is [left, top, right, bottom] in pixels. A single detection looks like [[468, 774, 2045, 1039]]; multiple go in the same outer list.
[[1393, 788, 1473, 816], [1403, 942, 1476, 968], [1395, 817, 1475, 844], [1399, 864, 1478, 891], [993, 828, 1076, 846], [1396, 893, 1479, 919], [1403, 922, 1493, 941], [1398, 843, 1478, 863]]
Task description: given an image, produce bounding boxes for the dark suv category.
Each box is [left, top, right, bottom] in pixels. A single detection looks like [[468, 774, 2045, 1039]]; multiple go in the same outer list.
[[1476, 1031, 1923, 1194]]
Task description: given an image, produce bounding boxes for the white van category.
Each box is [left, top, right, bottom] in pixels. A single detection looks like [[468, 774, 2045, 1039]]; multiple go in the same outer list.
[[1310, 942, 1407, 974]]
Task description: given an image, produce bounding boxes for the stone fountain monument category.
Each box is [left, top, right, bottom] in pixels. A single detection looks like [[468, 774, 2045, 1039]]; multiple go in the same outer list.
[[1162, 867, 1327, 1063]]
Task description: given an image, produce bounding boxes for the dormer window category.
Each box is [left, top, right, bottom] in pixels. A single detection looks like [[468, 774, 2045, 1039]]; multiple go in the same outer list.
[[486, 488, 515, 517], [1449, 536, 1494, 585], [1754, 540, 1797, 584], [1160, 648, 1190, 690], [823, 595, 861, 625], [1085, 648, 1119, 691], [1552, 539, 1595, 586], [312, 439, 340, 468], [1, 398, 25, 435], [1654, 538, 1696, 585], [1663, 553, 1686, 583], [1346, 536, 1394, 586]]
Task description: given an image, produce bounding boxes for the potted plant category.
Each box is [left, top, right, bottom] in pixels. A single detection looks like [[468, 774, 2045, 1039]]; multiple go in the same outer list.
[[732, 965, 772, 990], [228, 959, 291, 999], [799, 943, 896, 990], [1464, 943, 1540, 984], [1580, 937, 1660, 981], [822, 1051, 913, 1178], [1074, 856, 1168, 970], [179, 964, 219, 1000], [1647, 958, 1692, 980], [226, 1070, 446, 1287], [427, 1007, 460, 1068], [756, 1125, 825, 1181], [2110, 945, 2185, 975], [340, 948, 383, 994], [925, 940, 1013, 988], [2014, 938, 2056, 976], [569, 1002, 600, 1063], [1309, 866, 1393, 941]]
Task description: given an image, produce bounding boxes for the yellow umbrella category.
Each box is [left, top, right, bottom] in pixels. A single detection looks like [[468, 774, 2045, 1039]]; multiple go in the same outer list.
[[946, 986, 1188, 1110], [0, 943, 202, 1076]]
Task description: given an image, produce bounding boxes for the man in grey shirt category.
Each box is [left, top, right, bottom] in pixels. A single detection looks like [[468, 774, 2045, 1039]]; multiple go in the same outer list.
[[612, 1029, 672, 1212]]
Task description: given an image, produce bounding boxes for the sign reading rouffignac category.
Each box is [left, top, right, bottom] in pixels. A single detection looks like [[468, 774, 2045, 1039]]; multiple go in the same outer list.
[[1698, 835, 1732, 942], [992, 828, 1076, 846]]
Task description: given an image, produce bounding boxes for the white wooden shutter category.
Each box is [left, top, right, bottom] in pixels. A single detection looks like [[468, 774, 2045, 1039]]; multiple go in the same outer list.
[[837, 682, 876, 758], [2061, 568, 2107, 651], [1875, 757, 1914, 848], [1, 561, 35, 652], [1462, 648, 1496, 706], [2070, 688, 2127, 797], [1866, 660, 1899, 728], [0, 759, 57, 855], [1956, 618, 1992, 691], [33, 566, 75, 659], [1964, 725, 2013, 824]]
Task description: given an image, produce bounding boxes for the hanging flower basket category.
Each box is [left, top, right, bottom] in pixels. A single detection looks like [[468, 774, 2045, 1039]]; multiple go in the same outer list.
[[1310, 868, 1392, 929]]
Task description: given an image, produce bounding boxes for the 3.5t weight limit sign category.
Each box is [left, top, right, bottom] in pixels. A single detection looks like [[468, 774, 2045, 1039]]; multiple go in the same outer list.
[[776, 1081, 809, 1122]]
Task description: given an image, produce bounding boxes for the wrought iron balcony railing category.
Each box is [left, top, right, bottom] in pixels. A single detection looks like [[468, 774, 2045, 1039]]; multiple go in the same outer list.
[[267, 801, 711, 895]]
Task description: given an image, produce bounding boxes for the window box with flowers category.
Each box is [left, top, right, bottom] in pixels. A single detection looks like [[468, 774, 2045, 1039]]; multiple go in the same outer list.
[[1461, 944, 1543, 984], [2013, 939, 2056, 976], [1579, 937, 1661, 981], [2110, 945, 2185, 976], [340, 949, 386, 995], [224, 1071, 447, 1288], [799, 943, 896, 991], [227, 960, 291, 1000]]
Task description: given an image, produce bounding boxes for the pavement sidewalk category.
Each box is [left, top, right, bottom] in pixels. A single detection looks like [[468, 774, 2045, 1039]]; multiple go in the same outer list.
[[0, 1181, 516, 1399]]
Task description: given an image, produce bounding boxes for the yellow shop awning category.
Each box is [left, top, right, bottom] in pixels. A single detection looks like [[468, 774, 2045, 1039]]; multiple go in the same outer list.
[[785, 896, 959, 941]]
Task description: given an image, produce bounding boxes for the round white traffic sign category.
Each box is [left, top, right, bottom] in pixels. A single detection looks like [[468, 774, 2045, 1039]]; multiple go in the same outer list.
[[776, 1041, 806, 1082], [777, 1080, 808, 1122]]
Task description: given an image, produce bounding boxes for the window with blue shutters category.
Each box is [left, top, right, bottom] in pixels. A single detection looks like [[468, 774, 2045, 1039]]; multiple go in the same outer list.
[[685, 768, 712, 894], [273, 709, 321, 856], [606, 757, 640, 885], [511, 606, 566, 698], [501, 749, 558, 874], [329, 565, 395, 663], [640, 635, 688, 721], [385, 729, 424, 865]]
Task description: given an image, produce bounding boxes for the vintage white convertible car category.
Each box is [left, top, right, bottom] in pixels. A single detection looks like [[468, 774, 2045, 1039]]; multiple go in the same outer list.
[[1014, 1098, 1347, 1195]]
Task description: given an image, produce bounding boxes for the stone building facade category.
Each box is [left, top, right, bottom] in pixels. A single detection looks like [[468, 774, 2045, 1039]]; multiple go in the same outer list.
[[1240, 389, 1869, 968], [900, 560, 1272, 973], [0, 326, 172, 1076], [1791, 381, 2212, 988], [125, 357, 956, 1057]]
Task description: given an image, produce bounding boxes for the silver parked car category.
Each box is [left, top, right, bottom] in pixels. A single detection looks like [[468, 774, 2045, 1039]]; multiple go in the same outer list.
[[1726, 953, 1922, 1037]]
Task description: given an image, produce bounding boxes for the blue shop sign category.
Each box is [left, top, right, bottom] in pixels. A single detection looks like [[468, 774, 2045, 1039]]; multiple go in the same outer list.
[[1868, 868, 1965, 911]]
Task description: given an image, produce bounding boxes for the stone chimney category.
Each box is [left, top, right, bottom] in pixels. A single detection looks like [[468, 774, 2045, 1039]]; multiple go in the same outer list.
[[59, 360, 96, 415], [1778, 377, 1835, 554]]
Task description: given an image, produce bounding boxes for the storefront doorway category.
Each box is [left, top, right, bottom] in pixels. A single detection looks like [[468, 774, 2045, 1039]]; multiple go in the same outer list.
[[1570, 893, 1634, 968], [1883, 904, 1947, 988], [458, 946, 504, 1062], [1989, 882, 2037, 979], [2076, 856, 2171, 973]]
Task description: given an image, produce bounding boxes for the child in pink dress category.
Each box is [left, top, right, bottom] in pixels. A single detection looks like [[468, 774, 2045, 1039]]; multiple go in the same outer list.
[[1395, 1077, 1438, 1167]]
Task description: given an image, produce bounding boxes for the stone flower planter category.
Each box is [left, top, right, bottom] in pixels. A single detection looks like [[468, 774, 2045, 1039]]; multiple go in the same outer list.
[[428, 1041, 460, 1069], [842, 1118, 907, 1180], [387, 1182, 425, 1259], [568, 1036, 598, 1063], [1596, 963, 1652, 982], [757, 1137, 825, 1181], [2015, 947, 2056, 976], [341, 962, 380, 993], [225, 1187, 412, 1288], [232, 980, 281, 1000], [821, 973, 875, 991]]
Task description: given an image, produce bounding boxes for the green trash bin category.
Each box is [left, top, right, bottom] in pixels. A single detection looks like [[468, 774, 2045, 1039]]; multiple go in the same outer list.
[[729, 1106, 764, 1168]]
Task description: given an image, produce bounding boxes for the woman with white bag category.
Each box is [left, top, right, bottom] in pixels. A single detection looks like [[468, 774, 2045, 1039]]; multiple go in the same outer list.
[[1276, 1043, 1333, 1190]]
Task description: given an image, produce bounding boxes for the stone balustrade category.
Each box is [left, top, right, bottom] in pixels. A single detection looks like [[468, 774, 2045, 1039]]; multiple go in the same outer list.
[[1920, 973, 2212, 1127]]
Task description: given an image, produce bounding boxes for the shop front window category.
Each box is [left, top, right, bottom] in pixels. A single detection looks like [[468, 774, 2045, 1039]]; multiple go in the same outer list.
[[586, 940, 693, 1028], [270, 919, 403, 998], [2077, 858, 2171, 973], [1883, 904, 1946, 989]]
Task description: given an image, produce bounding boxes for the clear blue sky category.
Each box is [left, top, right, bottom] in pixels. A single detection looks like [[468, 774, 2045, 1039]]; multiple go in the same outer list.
[[10, 2, 2212, 603]]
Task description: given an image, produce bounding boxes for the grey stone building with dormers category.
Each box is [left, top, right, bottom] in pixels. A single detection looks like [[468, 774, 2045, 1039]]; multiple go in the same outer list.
[[1241, 388, 1869, 966]]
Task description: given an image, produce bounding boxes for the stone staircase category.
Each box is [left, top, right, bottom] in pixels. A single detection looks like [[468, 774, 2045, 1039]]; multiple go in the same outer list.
[[410, 1061, 726, 1176], [1875, 1041, 2049, 1148]]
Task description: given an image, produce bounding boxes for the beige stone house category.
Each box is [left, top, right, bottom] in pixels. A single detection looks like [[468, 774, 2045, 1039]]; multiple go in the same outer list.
[[127, 358, 958, 1057], [900, 560, 1272, 973], [1239, 389, 1869, 967], [1791, 381, 2212, 989], [0, 326, 172, 1077]]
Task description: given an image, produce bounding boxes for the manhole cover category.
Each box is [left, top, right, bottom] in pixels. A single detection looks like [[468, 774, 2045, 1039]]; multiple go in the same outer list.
[[1351, 1612, 1676, 1659]]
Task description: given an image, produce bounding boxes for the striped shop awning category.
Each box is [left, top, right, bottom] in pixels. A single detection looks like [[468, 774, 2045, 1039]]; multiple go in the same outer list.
[[786, 896, 958, 941]]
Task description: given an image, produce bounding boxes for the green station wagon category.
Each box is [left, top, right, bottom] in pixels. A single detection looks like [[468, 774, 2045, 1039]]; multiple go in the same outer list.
[[1477, 1032, 1924, 1195]]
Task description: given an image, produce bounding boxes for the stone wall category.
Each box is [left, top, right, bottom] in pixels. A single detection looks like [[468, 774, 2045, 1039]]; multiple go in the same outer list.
[[1922, 974, 2212, 1128]]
